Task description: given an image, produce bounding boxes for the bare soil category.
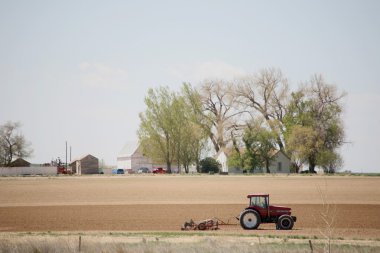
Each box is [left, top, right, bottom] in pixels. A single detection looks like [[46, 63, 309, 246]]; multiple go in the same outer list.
[[0, 175, 379, 239]]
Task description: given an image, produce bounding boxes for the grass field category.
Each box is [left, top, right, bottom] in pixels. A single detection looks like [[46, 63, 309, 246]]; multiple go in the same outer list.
[[1, 232, 380, 253], [0, 175, 379, 252]]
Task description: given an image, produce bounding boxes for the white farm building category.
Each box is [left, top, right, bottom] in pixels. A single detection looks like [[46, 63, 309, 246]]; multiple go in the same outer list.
[[117, 141, 157, 172], [117, 141, 182, 173]]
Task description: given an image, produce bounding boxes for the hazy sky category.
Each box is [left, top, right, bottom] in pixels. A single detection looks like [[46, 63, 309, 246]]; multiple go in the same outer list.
[[1, 1, 379, 172]]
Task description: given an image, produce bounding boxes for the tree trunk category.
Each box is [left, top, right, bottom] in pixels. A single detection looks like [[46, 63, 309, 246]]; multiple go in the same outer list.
[[165, 134, 171, 173], [308, 158, 316, 173], [265, 159, 271, 173], [232, 136, 244, 169], [264, 115, 284, 150], [277, 137, 284, 150], [165, 152, 172, 173], [293, 163, 300, 173], [6, 145, 13, 167], [196, 160, 201, 173], [210, 133, 219, 153], [166, 161, 172, 173]]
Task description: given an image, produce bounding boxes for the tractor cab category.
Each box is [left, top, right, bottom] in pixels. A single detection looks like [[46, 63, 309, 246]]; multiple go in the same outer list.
[[248, 194, 269, 209], [239, 193, 297, 230], [247, 193, 292, 218]]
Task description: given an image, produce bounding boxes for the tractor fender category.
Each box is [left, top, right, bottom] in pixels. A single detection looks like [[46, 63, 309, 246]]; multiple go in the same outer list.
[[236, 207, 262, 221], [245, 207, 262, 216]]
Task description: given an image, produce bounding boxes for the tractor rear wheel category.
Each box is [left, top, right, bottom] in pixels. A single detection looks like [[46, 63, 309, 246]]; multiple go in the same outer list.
[[277, 215, 294, 230], [239, 209, 261, 230]]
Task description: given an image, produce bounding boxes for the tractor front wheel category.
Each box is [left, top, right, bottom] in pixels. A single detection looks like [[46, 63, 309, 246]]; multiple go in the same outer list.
[[277, 215, 294, 230], [239, 209, 261, 230]]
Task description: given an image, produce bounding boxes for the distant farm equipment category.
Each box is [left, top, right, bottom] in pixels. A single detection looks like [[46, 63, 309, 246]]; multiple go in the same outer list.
[[55, 158, 73, 174]]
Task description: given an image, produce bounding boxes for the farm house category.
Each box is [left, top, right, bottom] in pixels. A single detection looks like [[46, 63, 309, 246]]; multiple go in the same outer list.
[[266, 150, 291, 173], [217, 149, 291, 174], [70, 154, 99, 175]]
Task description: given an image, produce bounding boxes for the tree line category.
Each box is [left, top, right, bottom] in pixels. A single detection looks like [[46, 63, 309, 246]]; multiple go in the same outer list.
[[139, 67, 346, 174]]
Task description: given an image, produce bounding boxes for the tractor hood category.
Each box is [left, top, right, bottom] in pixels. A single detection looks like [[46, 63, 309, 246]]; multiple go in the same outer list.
[[269, 205, 292, 215]]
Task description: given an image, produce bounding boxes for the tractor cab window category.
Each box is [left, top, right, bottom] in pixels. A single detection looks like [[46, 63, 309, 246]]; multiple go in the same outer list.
[[250, 196, 267, 208]]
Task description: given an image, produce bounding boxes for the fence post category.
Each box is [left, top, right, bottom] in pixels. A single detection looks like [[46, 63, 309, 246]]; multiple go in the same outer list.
[[308, 239, 313, 253], [79, 235, 82, 252]]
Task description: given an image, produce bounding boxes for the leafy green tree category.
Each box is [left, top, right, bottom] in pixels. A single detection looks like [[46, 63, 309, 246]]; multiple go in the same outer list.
[[284, 75, 345, 173], [242, 122, 278, 173], [0, 121, 33, 166], [182, 83, 215, 172], [171, 94, 207, 173], [138, 87, 177, 173], [199, 157, 220, 173], [286, 125, 322, 172], [138, 85, 208, 173], [229, 120, 278, 173]]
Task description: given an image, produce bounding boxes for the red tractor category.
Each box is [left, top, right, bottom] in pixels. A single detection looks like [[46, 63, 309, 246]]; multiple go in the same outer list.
[[239, 193, 297, 230], [55, 158, 72, 175]]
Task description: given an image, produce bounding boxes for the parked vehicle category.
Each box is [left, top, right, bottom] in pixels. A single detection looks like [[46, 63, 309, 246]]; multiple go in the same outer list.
[[152, 167, 166, 174], [137, 167, 151, 173], [112, 169, 125, 174]]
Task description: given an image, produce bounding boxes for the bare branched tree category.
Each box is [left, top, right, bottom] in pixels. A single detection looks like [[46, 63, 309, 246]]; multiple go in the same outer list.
[[0, 121, 33, 166], [235, 68, 289, 149], [308, 74, 346, 116], [199, 80, 244, 152]]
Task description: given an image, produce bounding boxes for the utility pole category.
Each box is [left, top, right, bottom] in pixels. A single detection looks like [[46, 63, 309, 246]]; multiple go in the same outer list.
[[70, 146, 72, 162], [65, 141, 68, 169]]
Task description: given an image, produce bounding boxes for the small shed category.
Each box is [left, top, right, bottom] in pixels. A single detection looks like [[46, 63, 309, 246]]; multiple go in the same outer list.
[[70, 154, 99, 175], [9, 158, 31, 167]]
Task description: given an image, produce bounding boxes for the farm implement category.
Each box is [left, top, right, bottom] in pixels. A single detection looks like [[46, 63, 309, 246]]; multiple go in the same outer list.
[[181, 217, 238, 231]]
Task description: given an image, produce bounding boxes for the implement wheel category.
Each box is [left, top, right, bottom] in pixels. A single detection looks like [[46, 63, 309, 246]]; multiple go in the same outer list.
[[197, 222, 206, 230]]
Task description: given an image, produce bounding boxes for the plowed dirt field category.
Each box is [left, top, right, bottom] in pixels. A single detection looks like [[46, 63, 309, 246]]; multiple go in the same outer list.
[[1, 175, 379, 239]]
